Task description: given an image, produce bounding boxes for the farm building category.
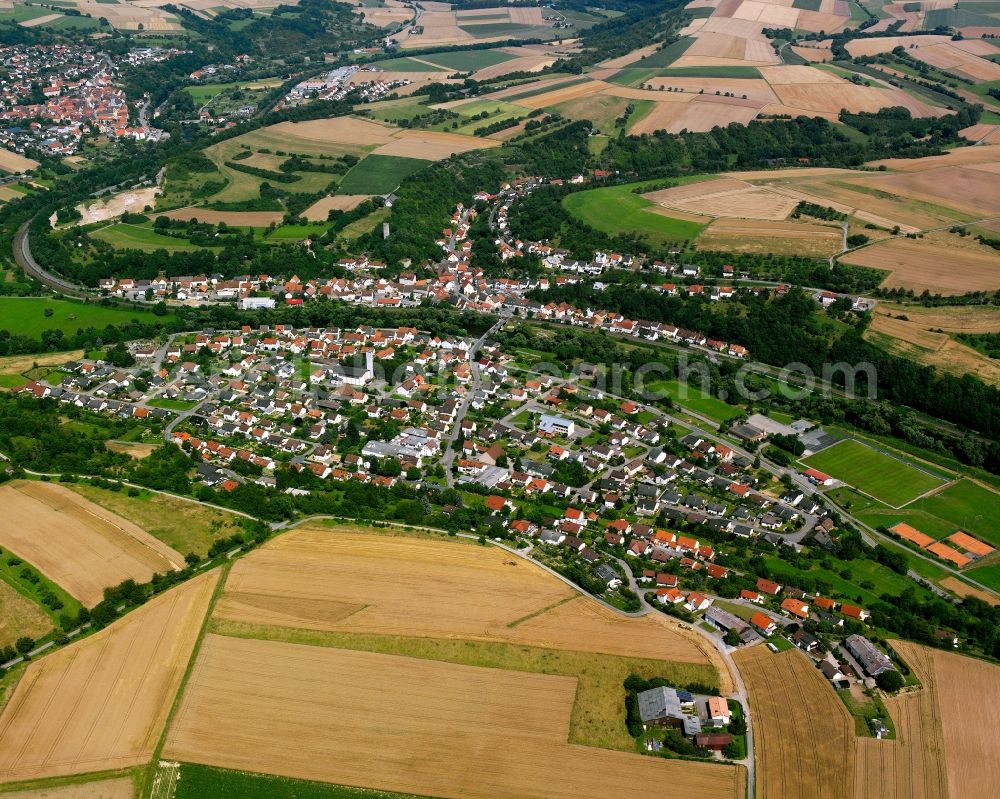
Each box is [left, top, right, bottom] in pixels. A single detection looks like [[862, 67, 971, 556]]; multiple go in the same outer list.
[[636, 687, 702, 736], [704, 607, 756, 644], [694, 733, 733, 751], [845, 634, 896, 678], [705, 696, 731, 725]]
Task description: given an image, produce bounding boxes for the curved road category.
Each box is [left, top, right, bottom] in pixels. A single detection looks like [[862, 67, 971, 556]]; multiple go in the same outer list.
[[14, 221, 91, 299]]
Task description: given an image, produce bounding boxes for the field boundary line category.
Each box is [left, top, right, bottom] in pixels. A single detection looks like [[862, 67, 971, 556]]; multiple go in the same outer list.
[[506, 595, 577, 628], [138, 566, 228, 799]]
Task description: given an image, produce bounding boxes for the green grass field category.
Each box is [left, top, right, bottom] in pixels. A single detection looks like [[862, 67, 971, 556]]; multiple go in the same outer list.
[[926, 6, 999, 26], [446, 99, 528, 134], [337, 154, 429, 194], [375, 56, 448, 72], [898, 480, 1000, 545], [423, 48, 516, 71], [175, 764, 424, 799], [656, 66, 762, 78], [635, 37, 696, 68], [0, 545, 83, 622], [803, 439, 946, 507], [147, 397, 200, 411], [562, 183, 706, 246], [0, 4, 56, 22], [643, 378, 743, 423], [965, 560, 1000, 593], [92, 223, 214, 253], [0, 298, 168, 339]]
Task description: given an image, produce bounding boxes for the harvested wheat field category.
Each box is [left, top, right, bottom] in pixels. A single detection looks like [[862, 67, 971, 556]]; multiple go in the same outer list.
[[372, 129, 497, 159], [0, 481, 184, 606], [868, 144, 1000, 172], [301, 194, 372, 221], [860, 165, 1000, 218], [164, 635, 743, 799], [769, 81, 938, 116], [0, 579, 50, 652], [513, 79, 609, 109], [846, 34, 950, 58], [842, 236, 1000, 295], [472, 55, 554, 81], [939, 576, 1000, 606], [854, 654, 948, 799], [0, 777, 134, 799], [0, 571, 218, 783], [264, 117, 396, 148], [735, 646, 853, 799], [700, 218, 843, 257], [891, 641, 1000, 799], [791, 44, 832, 62], [0, 148, 38, 173], [644, 178, 797, 220], [213, 527, 719, 667], [157, 208, 283, 226], [0, 350, 84, 381], [643, 76, 778, 104], [631, 97, 759, 133], [866, 309, 1000, 386]]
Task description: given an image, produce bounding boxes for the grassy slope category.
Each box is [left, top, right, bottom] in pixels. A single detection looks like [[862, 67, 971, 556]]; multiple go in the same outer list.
[[0, 297, 167, 339], [68, 483, 247, 558], [337, 154, 429, 194], [92, 223, 216, 253], [562, 183, 706, 246]]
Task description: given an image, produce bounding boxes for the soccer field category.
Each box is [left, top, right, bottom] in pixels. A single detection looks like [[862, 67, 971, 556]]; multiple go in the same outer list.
[[803, 439, 946, 506]]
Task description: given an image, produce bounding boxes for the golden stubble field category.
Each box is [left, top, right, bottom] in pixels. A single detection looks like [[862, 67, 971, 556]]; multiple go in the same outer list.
[[892, 641, 1000, 799], [866, 308, 1000, 387], [0, 777, 134, 799], [735, 646, 854, 799], [738, 639, 998, 799], [165, 527, 742, 796], [163, 634, 744, 799], [0, 570, 218, 783], [842, 235, 1000, 295], [212, 527, 722, 668], [0, 481, 185, 606], [0, 579, 51, 651]]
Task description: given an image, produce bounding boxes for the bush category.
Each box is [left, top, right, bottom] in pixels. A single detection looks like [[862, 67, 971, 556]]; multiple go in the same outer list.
[[875, 669, 904, 692]]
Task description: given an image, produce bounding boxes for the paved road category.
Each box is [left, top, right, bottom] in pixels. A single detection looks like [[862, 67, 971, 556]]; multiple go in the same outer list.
[[441, 315, 508, 487], [14, 222, 90, 298]]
